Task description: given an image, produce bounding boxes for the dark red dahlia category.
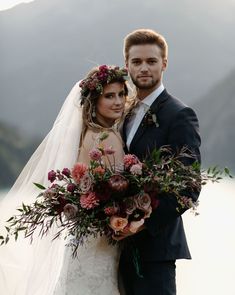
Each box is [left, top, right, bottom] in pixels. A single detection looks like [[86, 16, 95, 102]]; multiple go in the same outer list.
[[108, 175, 129, 192]]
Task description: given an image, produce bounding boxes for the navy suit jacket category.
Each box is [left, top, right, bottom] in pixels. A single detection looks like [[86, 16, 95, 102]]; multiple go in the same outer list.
[[122, 89, 201, 261]]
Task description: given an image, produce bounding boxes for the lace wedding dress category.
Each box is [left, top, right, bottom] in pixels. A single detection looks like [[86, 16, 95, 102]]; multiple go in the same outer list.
[[54, 128, 124, 295], [53, 236, 120, 295]]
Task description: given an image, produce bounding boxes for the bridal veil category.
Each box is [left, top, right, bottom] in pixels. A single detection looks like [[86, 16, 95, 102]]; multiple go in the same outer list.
[[0, 81, 83, 294]]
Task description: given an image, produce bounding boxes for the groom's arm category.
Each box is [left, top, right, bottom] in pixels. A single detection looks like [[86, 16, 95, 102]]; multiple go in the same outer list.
[[144, 107, 201, 237]]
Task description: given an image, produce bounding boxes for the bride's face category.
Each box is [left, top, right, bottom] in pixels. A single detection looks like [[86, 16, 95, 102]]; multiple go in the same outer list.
[[95, 82, 126, 127]]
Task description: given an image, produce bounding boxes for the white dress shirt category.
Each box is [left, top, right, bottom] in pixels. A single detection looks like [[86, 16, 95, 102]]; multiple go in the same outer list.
[[126, 84, 164, 150]]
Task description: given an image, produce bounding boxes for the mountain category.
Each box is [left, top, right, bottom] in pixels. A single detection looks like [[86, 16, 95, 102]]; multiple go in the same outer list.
[[193, 69, 235, 170], [0, 121, 40, 188], [1, 0, 235, 137]]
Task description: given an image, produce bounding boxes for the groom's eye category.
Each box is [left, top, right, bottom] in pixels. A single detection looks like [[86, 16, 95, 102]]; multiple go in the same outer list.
[[132, 60, 141, 65], [148, 59, 157, 64]]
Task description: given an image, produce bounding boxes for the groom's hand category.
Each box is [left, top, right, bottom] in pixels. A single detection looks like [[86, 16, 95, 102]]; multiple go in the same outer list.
[[112, 224, 146, 241]]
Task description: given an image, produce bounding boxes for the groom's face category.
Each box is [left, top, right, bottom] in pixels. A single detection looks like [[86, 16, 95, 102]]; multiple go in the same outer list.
[[126, 44, 167, 92]]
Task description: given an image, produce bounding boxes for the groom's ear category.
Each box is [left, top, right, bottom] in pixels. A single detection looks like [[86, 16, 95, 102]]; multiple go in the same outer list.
[[162, 58, 168, 71]]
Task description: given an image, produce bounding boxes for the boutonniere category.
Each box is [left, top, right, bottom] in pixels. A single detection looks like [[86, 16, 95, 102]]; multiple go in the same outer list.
[[142, 108, 159, 127]]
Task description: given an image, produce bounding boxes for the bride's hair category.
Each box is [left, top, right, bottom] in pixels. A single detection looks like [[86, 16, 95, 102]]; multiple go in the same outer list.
[[80, 65, 128, 137]]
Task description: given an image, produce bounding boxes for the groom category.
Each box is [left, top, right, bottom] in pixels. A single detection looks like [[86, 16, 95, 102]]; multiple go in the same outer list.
[[117, 29, 201, 294]]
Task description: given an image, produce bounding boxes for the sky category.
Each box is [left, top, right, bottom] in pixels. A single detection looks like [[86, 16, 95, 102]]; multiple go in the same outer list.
[[0, 0, 34, 11]]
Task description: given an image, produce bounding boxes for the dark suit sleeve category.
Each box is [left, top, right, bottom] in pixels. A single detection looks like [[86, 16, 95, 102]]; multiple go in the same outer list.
[[145, 107, 201, 237]]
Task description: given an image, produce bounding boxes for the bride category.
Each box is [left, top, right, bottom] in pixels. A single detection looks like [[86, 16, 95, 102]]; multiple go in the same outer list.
[[0, 65, 129, 295]]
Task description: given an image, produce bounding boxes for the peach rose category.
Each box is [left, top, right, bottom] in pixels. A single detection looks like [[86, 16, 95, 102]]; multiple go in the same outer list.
[[109, 216, 128, 231]]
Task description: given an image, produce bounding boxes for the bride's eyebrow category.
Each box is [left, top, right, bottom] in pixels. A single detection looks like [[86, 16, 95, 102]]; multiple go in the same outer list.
[[104, 92, 115, 96]]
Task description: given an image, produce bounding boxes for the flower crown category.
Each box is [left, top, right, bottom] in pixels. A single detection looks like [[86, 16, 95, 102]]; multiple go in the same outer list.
[[79, 65, 128, 100]]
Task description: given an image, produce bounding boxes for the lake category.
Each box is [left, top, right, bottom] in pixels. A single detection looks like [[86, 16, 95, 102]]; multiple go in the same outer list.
[[177, 180, 235, 295], [1, 180, 235, 294]]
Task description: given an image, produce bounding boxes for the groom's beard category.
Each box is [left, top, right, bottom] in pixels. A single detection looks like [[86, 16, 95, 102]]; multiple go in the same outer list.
[[129, 74, 160, 90]]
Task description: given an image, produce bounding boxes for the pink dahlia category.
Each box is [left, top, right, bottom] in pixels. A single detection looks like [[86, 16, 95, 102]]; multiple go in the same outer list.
[[130, 163, 142, 175], [89, 148, 103, 161], [123, 154, 139, 169], [71, 163, 88, 183], [80, 192, 99, 209], [93, 166, 105, 175]]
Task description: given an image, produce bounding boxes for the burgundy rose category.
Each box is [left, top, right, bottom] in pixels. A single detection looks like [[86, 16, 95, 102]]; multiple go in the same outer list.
[[62, 168, 71, 178], [48, 170, 56, 183], [99, 65, 108, 71], [54, 196, 68, 214], [67, 183, 76, 193]]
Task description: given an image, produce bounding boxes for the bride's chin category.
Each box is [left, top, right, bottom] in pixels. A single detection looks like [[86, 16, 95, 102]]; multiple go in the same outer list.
[[96, 118, 116, 128]]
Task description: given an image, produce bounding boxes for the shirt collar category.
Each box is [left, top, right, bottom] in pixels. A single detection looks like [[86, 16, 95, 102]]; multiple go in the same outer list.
[[141, 84, 165, 107]]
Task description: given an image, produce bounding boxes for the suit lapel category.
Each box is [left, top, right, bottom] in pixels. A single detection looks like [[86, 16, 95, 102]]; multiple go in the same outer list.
[[122, 108, 134, 152], [129, 89, 169, 150]]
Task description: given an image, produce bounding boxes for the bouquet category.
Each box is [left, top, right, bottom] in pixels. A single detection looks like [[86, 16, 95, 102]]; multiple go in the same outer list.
[[0, 132, 231, 255]]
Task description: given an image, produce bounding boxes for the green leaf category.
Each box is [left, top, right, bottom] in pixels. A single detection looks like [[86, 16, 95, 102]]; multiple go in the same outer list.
[[17, 227, 28, 231], [14, 231, 18, 241], [33, 183, 46, 190], [224, 167, 230, 175], [6, 217, 14, 222], [5, 226, 10, 233], [5, 235, 9, 244]]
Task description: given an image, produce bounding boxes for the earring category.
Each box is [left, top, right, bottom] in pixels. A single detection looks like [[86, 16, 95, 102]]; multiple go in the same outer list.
[[92, 108, 96, 118]]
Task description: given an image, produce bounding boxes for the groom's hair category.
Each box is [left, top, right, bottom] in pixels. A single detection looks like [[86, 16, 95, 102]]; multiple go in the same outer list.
[[124, 29, 168, 61]]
